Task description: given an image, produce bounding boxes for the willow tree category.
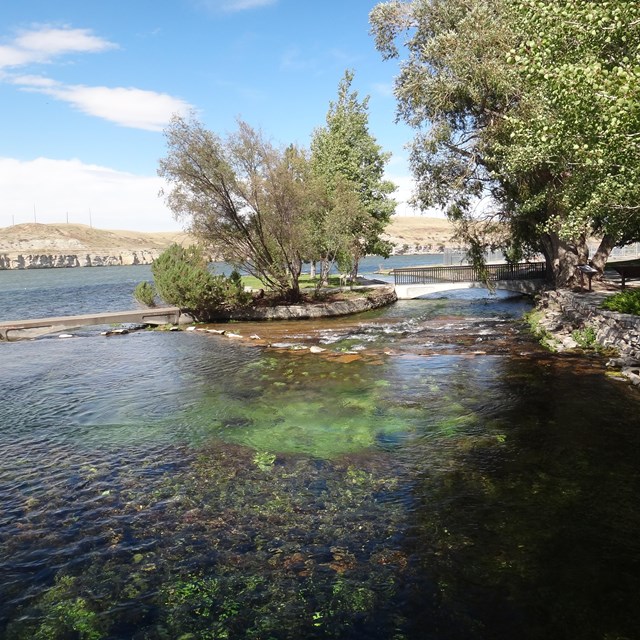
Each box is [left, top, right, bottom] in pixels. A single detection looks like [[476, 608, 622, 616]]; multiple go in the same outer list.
[[310, 70, 396, 281], [370, 0, 640, 286], [158, 115, 313, 302]]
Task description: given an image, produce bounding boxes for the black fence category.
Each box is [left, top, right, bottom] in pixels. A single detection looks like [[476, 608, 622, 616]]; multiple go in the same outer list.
[[393, 262, 547, 285]]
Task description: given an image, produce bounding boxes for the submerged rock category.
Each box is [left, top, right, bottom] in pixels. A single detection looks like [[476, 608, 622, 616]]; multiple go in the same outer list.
[[101, 328, 129, 336]]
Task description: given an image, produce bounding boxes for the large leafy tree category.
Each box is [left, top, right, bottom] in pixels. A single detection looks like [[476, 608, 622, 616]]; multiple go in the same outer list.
[[310, 70, 396, 280], [505, 0, 640, 272], [370, 0, 640, 286], [158, 115, 313, 302]]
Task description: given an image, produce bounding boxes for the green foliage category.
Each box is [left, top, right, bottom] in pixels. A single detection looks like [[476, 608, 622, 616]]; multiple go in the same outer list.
[[159, 116, 313, 302], [522, 309, 557, 351], [310, 70, 396, 277], [571, 326, 597, 349], [151, 244, 250, 320], [506, 0, 640, 244], [33, 575, 103, 640], [370, 0, 640, 285], [601, 289, 640, 316], [133, 280, 156, 307]]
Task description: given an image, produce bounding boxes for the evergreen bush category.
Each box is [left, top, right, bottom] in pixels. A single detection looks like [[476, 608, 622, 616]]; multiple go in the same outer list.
[[133, 281, 156, 307], [151, 244, 250, 320]]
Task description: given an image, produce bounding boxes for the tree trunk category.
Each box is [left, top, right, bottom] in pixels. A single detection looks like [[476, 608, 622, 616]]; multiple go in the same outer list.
[[591, 234, 617, 274], [349, 257, 359, 285], [286, 282, 301, 303], [539, 231, 588, 288], [319, 257, 331, 287]]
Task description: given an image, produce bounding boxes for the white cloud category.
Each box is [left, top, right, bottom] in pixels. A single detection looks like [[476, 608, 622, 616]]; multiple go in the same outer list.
[[0, 157, 182, 232], [197, 0, 277, 12], [14, 76, 193, 130], [386, 173, 444, 217], [0, 25, 116, 69], [11, 74, 56, 88]]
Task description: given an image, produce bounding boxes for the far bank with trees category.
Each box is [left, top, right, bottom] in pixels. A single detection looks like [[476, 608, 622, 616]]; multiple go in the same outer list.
[[136, 72, 397, 320]]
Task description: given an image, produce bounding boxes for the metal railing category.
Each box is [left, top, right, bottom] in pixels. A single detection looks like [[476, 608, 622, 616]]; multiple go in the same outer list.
[[393, 262, 547, 285]]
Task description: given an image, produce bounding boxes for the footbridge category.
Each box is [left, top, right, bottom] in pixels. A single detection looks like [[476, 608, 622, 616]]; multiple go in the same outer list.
[[393, 262, 547, 299], [0, 307, 181, 341]]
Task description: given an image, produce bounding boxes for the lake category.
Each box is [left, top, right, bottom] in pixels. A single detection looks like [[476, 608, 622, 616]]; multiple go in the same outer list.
[[1, 262, 639, 639]]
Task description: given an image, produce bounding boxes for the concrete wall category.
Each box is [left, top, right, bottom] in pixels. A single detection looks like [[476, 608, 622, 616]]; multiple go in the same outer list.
[[214, 286, 397, 321]]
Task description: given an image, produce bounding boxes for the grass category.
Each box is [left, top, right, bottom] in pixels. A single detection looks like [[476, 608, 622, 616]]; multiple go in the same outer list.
[[241, 274, 348, 290], [522, 309, 558, 351], [571, 326, 597, 349]]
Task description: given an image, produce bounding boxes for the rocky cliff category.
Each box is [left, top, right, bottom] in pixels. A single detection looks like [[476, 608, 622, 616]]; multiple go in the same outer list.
[[0, 223, 190, 269], [0, 250, 161, 269]]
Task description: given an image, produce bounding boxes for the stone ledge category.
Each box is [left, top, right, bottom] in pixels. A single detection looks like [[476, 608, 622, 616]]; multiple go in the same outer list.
[[538, 289, 640, 381], [211, 286, 398, 321]]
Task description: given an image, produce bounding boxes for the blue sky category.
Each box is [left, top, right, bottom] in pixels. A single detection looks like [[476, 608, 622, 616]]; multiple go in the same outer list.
[[0, 0, 422, 231]]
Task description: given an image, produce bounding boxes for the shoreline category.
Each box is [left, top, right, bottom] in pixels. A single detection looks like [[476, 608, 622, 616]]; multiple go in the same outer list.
[[0, 286, 398, 341]]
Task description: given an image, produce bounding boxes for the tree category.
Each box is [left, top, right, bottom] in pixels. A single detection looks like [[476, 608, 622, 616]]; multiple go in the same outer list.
[[505, 0, 640, 273], [310, 70, 396, 281], [158, 115, 313, 302], [370, 0, 640, 286], [150, 244, 249, 321]]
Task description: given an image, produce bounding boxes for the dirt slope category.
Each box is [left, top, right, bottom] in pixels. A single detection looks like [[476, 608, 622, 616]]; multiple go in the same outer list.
[[0, 217, 456, 254], [0, 223, 191, 253], [383, 216, 457, 250]]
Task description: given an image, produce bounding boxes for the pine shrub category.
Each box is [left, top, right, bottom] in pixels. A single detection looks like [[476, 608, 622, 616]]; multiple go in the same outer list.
[[151, 244, 250, 320], [133, 281, 156, 307]]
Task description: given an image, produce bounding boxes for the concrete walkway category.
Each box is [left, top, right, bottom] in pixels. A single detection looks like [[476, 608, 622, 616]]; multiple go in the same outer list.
[[0, 307, 181, 341]]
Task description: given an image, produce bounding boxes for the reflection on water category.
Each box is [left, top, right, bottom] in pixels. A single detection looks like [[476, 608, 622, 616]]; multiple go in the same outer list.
[[1, 290, 640, 639]]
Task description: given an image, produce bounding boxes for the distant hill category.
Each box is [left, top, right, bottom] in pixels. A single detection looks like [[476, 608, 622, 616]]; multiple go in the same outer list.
[[0, 223, 191, 254], [383, 215, 458, 252], [0, 217, 458, 256]]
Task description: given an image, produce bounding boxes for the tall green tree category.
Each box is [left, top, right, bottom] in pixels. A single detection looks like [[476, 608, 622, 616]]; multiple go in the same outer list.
[[310, 70, 396, 281], [370, 0, 640, 286], [505, 0, 640, 272], [158, 115, 313, 302]]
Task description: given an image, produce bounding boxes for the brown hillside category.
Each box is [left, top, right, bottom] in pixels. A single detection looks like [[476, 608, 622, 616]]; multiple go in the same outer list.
[[383, 216, 458, 250], [0, 223, 192, 253], [0, 217, 457, 255]]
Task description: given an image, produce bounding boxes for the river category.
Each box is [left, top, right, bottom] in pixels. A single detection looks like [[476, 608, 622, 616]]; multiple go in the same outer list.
[[1, 261, 639, 640]]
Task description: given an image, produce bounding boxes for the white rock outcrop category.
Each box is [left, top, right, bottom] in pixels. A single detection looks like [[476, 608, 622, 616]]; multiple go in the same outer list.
[[0, 250, 161, 269]]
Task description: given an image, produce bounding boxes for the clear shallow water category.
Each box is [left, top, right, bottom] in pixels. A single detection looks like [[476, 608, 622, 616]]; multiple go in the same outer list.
[[1, 269, 640, 639]]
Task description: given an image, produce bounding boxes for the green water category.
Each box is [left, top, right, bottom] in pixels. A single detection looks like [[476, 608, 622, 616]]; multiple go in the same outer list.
[[1, 294, 639, 639]]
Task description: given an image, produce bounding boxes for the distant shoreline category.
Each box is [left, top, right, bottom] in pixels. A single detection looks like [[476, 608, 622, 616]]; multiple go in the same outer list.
[[0, 217, 460, 270]]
